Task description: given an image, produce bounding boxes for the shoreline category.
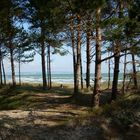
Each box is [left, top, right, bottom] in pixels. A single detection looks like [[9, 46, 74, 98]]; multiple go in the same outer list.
[[5, 72, 126, 84], [5, 79, 129, 85]]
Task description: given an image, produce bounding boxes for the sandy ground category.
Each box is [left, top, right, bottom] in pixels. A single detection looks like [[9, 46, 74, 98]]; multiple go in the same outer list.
[[0, 92, 102, 140], [0, 86, 140, 140]]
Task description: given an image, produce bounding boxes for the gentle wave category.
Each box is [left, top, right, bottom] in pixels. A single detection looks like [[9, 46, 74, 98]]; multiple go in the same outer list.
[[5, 73, 124, 84]]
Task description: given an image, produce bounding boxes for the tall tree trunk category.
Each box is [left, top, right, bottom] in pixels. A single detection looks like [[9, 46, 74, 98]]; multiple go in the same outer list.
[[75, 15, 81, 94], [122, 50, 127, 94], [49, 46, 52, 89], [41, 45, 47, 89], [107, 51, 111, 89], [70, 17, 77, 94], [0, 57, 2, 85], [111, 1, 123, 100], [47, 45, 51, 89], [0, 46, 3, 85], [2, 59, 6, 85], [131, 53, 138, 89], [0, 61, 2, 85], [18, 48, 21, 85], [41, 22, 47, 89], [10, 48, 16, 86], [18, 57, 21, 85], [112, 43, 120, 100], [92, 7, 102, 107], [80, 52, 83, 89], [86, 30, 91, 89], [47, 48, 49, 88]]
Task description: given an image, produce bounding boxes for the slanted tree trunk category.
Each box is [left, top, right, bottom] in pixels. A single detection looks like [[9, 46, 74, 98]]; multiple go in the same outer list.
[[70, 17, 77, 94], [122, 50, 127, 94], [86, 29, 91, 89], [107, 59, 111, 89], [2, 59, 6, 85], [72, 42, 77, 93], [92, 7, 102, 107], [10, 48, 16, 86], [107, 52, 111, 89], [75, 15, 81, 94], [131, 53, 138, 89], [111, 1, 123, 100], [41, 21, 47, 89]]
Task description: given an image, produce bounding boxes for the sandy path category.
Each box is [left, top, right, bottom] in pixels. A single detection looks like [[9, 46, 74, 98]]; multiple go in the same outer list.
[[0, 92, 99, 140]]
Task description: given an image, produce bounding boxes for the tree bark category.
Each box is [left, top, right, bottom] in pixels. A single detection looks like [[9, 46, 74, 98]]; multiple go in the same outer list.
[[41, 45, 47, 89], [122, 50, 127, 94], [0, 51, 2, 85], [75, 15, 81, 93], [70, 16, 77, 94], [10, 48, 16, 86], [107, 51, 111, 89], [18, 49, 21, 85], [80, 51, 83, 89], [41, 21, 47, 89], [47, 45, 52, 89], [92, 7, 102, 107], [2, 59, 6, 85], [111, 1, 123, 100], [18, 58, 21, 85], [0, 61, 2, 85], [86, 29, 91, 89], [47, 47, 49, 88], [112, 43, 120, 100], [131, 53, 138, 89]]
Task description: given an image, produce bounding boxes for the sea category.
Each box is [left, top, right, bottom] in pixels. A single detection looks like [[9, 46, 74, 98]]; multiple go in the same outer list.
[[5, 72, 124, 84]]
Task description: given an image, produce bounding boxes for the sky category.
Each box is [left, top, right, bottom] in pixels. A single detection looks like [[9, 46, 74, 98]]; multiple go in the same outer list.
[[4, 53, 71, 73], [2, 21, 139, 75], [4, 47, 134, 75], [3, 21, 135, 75]]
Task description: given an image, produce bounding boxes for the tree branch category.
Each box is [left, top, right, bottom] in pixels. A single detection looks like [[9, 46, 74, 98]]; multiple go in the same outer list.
[[101, 40, 140, 62]]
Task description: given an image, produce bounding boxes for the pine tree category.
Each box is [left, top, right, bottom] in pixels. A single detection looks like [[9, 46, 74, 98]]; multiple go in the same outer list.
[[0, 0, 22, 86], [14, 29, 35, 85], [93, 7, 102, 107]]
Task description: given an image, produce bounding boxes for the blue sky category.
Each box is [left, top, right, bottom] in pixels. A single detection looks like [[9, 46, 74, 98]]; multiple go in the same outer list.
[[3, 31, 135, 74], [4, 52, 73, 73], [3, 23, 134, 74], [4, 50, 134, 74]]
